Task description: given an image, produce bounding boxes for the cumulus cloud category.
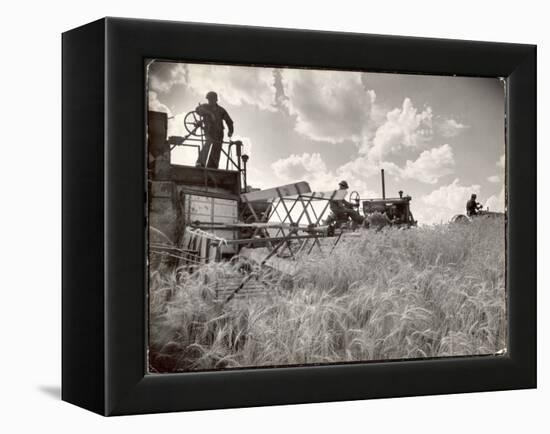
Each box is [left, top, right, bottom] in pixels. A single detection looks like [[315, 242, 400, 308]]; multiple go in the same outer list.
[[272, 152, 327, 181], [422, 179, 479, 208], [271, 153, 332, 190], [337, 156, 397, 182], [148, 61, 277, 111], [281, 69, 374, 143], [438, 118, 469, 138], [338, 144, 454, 186], [167, 112, 187, 137], [186, 64, 277, 111], [399, 144, 455, 184], [480, 155, 505, 188], [418, 179, 480, 225], [272, 152, 380, 197], [484, 154, 506, 188], [148, 61, 187, 93], [148, 91, 171, 114], [485, 187, 505, 212], [366, 98, 433, 160], [148, 88, 197, 140]]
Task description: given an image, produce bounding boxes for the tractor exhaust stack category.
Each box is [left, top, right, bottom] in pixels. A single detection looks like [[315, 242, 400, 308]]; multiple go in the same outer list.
[[381, 169, 386, 199]]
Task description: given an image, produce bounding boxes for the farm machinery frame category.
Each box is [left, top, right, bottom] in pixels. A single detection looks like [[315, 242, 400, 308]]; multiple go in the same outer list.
[[148, 108, 418, 302]]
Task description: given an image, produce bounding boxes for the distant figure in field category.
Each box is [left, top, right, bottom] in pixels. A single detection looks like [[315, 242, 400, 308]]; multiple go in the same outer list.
[[466, 193, 483, 217], [195, 91, 234, 169], [325, 180, 364, 227]]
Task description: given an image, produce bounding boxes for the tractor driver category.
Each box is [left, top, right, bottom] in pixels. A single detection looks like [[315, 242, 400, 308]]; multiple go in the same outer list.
[[326, 180, 365, 227], [195, 91, 234, 169], [466, 193, 483, 217]]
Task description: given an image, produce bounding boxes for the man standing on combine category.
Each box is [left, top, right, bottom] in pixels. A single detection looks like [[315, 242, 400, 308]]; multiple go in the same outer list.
[[195, 91, 234, 169]]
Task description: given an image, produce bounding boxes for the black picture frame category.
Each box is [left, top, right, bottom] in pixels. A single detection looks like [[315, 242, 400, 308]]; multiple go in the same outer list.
[[62, 17, 536, 416]]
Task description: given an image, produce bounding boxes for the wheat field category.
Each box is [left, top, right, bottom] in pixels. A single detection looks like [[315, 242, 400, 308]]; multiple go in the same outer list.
[[149, 217, 506, 373]]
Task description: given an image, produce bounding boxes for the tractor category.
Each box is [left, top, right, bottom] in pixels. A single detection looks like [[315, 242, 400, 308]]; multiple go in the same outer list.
[[325, 169, 417, 234], [451, 207, 505, 223], [362, 192, 417, 229]]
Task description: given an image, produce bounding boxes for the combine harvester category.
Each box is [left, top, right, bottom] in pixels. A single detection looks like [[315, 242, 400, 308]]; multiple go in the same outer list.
[[147, 109, 416, 302]]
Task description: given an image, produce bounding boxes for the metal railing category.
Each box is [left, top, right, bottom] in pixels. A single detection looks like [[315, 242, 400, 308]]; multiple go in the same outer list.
[[164, 110, 250, 192], [167, 133, 247, 192]]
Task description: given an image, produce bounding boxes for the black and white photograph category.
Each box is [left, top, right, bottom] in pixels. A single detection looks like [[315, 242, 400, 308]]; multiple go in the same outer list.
[[146, 61, 507, 373], [0, 0, 543, 428]]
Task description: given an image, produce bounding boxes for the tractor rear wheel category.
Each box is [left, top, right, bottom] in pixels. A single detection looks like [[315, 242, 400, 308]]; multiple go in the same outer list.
[[451, 214, 470, 224]]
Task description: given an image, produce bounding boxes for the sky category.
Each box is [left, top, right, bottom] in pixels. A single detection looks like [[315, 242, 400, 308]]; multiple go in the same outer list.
[[147, 60, 506, 225]]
